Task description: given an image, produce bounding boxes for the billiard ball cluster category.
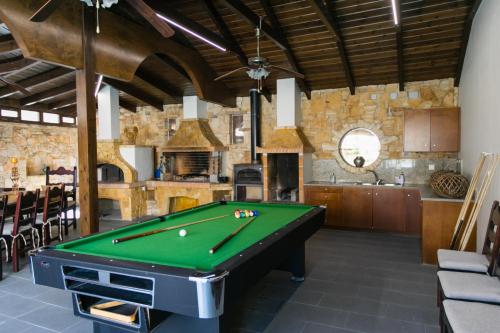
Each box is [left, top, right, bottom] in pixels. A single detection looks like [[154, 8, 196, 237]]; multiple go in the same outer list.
[[234, 209, 259, 219]]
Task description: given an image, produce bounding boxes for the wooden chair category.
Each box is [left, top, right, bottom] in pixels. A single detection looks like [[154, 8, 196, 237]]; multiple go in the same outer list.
[[438, 201, 500, 274], [46, 166, 77, 235], [0, 195, 10, 280], [437, 234, 500, 307], [3, 190, 40, 273], [36, 185, 65, 246]]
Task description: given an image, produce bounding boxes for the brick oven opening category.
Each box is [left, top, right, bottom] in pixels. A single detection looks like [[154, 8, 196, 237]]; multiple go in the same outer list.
[[97, 163, 125, 183], [233, 164, 263, 201], [268, 153, 299, 202]]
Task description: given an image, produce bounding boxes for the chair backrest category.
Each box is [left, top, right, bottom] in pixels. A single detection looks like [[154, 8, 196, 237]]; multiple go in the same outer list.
[[0, 195, 9, 235], [45, 167, 77, 198], [12, 190, 40, 235], [42, 185, 65, 223], [484, 201, 500, 275]]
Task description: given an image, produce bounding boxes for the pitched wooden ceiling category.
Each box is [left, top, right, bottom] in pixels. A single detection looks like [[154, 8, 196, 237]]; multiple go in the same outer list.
[[0, 0, 478, 117]]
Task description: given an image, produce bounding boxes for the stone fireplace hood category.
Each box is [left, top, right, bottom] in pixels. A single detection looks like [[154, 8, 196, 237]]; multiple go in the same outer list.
[[164, 119, 227, 152], [257, 78, 314, 154], [164, 96, 227, 152], [257, 127, 314, 153]]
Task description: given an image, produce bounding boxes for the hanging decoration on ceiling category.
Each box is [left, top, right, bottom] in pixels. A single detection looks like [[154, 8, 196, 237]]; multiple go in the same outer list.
[[80, 0, 120, 34]]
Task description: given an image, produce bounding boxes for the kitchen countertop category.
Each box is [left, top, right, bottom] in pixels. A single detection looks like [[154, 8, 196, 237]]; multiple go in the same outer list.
[[304, 181, 465, 202]]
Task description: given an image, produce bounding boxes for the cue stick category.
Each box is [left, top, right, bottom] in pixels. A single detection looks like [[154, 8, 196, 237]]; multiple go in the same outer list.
[[209, 217, 257, 254], [112, 214, 230, 244]]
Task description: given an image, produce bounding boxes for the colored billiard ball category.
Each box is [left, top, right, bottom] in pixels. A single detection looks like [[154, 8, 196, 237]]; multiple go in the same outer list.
[[234, 210, 241, 218], [253, 210, 259, 216], [240, 211, 245, 218], [179, 229, 187, 237]]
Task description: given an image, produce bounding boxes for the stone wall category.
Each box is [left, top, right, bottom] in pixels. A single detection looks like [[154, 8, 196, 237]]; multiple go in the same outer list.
[[121, 78, 459, 184], [0, 122, 77, 189]]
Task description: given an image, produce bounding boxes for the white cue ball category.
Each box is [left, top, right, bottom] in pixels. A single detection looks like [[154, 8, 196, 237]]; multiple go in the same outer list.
[[179, 229, 187, 237]]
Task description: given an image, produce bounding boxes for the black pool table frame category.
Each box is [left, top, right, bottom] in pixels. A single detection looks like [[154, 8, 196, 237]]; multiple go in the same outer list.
[[29, 201, 325, 333]]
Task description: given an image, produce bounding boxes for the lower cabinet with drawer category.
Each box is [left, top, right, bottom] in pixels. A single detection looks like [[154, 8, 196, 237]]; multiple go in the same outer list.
[[304, 186, 343, 227], [305, 185, 422, 234]]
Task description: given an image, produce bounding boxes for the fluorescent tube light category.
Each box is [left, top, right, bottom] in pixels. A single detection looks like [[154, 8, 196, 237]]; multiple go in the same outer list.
[[95, 75, 103, 97], [156, 13, 227, 52], [391, 0, 399, 25]]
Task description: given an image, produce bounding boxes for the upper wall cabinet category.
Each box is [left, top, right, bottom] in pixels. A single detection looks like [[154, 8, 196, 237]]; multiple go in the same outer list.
[[403, 108, 460, 152]]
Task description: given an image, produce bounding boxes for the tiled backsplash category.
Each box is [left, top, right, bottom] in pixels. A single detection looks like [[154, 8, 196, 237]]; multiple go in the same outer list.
[[312, 158, 461, 185]]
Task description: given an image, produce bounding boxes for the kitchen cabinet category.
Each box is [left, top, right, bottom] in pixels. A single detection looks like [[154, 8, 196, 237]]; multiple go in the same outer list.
[[421, 199, 475, 264], [403, 108, 460, 152], [342, 186, 372, 229], [373, 187, 405, 232], [430, 108, 460, 152], [304, 186, 343, 227], [405, 189, 422, 235], [404, 109, 430, 152]]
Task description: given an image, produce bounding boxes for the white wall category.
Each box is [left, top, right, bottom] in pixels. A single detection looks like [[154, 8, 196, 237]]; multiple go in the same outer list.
[[119, 146, 154, 181], [459, 0, 500, 250]]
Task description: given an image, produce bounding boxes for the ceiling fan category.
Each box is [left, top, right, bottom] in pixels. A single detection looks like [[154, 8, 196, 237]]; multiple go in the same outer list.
[[29, 0, 174, 38], [214, 17, 304, 91]]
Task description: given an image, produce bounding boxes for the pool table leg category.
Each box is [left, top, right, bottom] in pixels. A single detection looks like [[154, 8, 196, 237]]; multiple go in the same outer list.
[[281, 242, 306, 282]]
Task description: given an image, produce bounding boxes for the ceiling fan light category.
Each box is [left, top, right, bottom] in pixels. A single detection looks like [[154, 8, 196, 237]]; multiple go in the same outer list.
[[156, 13, 227, 52]]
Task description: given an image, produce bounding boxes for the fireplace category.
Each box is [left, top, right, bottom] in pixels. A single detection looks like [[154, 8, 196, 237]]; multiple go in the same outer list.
[[162, 151, 223, 183], [267, 154, 299, 202]]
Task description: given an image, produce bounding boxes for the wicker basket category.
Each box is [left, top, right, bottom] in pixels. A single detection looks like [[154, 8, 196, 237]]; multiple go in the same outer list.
[[430, 171, 469, 199]]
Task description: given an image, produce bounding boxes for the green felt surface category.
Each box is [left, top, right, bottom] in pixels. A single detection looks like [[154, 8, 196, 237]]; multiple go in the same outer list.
[[56, 202, 314, 271]]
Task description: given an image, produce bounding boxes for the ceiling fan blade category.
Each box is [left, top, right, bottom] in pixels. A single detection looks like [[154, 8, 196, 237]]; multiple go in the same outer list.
[[268, 65, 305, 79], [214, 67, 250, 81], [30, 0, 64, 22], [0, 76, 31, 96], [124, 0, 175, 38]]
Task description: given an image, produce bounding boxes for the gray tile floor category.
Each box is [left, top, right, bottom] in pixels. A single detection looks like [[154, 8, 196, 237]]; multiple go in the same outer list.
[[0, 225, 438, 333]]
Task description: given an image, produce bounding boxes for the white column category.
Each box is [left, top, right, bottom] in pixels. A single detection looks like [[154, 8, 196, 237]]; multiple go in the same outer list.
[[97, 85, 120, 140], [183, 95, 208, 119], [277, 78, 301, 127]]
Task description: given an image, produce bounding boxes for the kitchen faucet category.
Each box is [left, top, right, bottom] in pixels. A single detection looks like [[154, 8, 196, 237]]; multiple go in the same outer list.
[[367, 170, 382, 185]]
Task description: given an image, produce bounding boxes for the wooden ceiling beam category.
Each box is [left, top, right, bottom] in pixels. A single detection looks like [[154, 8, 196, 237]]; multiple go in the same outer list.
[[0, 34, 19, 54], [455, 0, 482, 86], [396, 0, 405, 92], [119, 99, 137, 113], [135, 68, 182, 99], [103, 77, 163, 111], [144, 0, 231, 52], [201, 0, 247, 66], [219, 0, 287, 51], [0, 57, 37, 75], [20, 82, 76, 106], [308, 0, 356, 95], [48, 96, 76, 110], [260, 0, 311, 100], [0, 67, 72, 98], [153, 54, 191, 82]]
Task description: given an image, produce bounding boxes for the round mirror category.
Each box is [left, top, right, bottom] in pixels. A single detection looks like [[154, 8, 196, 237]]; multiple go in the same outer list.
[[339, 128, 381, 168]]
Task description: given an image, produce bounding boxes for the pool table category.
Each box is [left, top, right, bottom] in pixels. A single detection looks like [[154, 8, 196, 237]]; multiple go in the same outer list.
[[30, 201, 325, 333]]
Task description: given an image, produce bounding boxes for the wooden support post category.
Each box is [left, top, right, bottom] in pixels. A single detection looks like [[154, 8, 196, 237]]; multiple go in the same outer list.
[[77, 4, 99, 235]]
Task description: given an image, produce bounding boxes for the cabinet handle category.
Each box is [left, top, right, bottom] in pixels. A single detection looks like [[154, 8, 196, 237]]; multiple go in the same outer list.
[[407, 194, 411, 197], [375, 193, 378, 196]]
